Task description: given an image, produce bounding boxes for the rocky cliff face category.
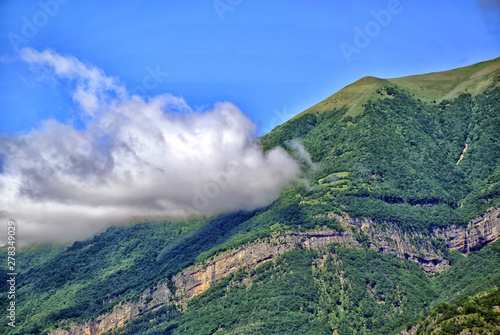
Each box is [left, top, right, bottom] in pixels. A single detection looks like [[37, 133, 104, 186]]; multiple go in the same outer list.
[[328, 212, 451, 274], [51, 283, 172, 335], [50, 207, 500, 335], [173, 230, 359, 301], [435, 206, 500, 253]]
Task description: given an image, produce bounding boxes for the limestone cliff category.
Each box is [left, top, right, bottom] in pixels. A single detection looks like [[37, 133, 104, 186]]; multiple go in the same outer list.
[[51, 283, 172, 335], [50, 207, 500, 335], [173, 230, 359, 301], [328, 212, 450, 274], [435, 206, 500, 253]]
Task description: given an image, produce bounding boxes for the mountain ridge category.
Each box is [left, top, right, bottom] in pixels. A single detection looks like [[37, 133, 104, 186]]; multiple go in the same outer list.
[[2, 58, 500, 334], [287, 57, 500, 122]]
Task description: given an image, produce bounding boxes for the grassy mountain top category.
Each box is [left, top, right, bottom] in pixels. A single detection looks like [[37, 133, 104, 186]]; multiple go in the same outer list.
[[389, 57, 500, 103], [298, 76, 393, 118], [293, 57, 500, 121]]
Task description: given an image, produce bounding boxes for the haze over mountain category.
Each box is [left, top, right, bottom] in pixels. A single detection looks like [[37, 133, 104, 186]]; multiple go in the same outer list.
[[1, 57, 499, 335]]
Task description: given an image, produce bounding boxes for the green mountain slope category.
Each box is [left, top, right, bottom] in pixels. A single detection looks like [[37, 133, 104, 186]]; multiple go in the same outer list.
[[167, 242, 500, 335], [402, 286, 500, 335], [1, 58, 500, 335], [263, 85, 500, 230]]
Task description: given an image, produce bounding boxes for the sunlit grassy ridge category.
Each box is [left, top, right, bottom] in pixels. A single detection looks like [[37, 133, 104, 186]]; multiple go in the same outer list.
[[290, 57, 500, 121], [388, 57, 500, 102], [298, 76, 393, 118]]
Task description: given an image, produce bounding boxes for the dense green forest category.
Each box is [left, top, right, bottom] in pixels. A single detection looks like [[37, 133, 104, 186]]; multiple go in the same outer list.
[[2, 232, 499, 334], [115, 240, 500, 335], [1, 60, 499, 334], [262, 85, 500, 231], [0, 211, 264, 334], [409, 286, 500, 334]]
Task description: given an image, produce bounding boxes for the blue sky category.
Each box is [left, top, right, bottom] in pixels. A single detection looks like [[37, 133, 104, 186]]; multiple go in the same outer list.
[[1, 0, 499, 135]]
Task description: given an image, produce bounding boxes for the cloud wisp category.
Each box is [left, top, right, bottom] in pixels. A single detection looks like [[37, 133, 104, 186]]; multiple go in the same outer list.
[[0, 48, 301, 245]]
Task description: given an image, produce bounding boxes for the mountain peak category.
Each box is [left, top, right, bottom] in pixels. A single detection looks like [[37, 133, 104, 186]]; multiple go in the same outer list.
[[296, 57, 500, 121], [298, 75, 392, 119]]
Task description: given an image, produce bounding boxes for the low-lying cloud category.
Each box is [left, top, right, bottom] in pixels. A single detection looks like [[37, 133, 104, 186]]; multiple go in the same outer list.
[[0, 48, 301, 245]]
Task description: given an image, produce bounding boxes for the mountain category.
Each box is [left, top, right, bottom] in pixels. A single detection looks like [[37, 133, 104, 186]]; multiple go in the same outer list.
[[295, 56, 500, 119], [1, 58, 500, 335]]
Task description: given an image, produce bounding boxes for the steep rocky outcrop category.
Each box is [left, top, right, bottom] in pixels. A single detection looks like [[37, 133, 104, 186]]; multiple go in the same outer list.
[[50, 207, 500, 335], [435, 206, 500, 253], [328, 212, 450, 274], [52, 231, 359, 335], [51, 283, 172, 335], [173, 230, 359, 301], [399, 323, 420, 335]]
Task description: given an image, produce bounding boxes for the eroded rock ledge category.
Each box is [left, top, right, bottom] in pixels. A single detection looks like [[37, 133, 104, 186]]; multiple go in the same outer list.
[[435, 206, 500, 253], [51, 207, 500, 335]]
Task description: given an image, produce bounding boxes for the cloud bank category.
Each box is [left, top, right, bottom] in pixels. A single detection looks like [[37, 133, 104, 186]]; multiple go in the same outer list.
[[0, 48, 301, 245]]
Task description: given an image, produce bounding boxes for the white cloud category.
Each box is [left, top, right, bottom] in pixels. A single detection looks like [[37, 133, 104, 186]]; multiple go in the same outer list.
[[0, 48, 301, 245], [289, 139, 317, 169], [20, 48, 127, 115]]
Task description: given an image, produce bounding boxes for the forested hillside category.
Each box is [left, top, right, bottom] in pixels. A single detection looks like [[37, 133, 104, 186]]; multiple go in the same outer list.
[[402, 286, 500, 335], [1, 58, 499, 335], [262, 83, 500, 231]]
